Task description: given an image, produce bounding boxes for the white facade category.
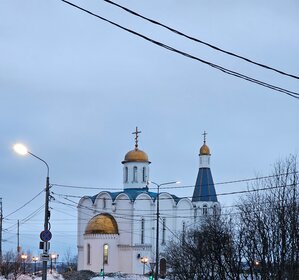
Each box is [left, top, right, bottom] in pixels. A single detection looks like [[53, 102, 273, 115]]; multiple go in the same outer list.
[[77, 134, 220, 275]]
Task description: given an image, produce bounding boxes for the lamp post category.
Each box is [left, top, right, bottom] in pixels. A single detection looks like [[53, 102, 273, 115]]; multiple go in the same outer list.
[[50, 253, 58, 273], [21, 253, 27, 274], [149, 181, 179, 280], [140, 256, 148, 275], [32, 256, 38, 275], [13, 143, 51, 280]]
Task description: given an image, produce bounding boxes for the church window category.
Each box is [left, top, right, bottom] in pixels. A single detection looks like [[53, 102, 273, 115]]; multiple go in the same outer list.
[[103, 197, 106, 209], [213, 205, 217, 216], [141, 218, 145, 244], [162, 218, 166, 244], [203, 205, 208, 216], [103, 244, 109, 264], [142, 167, 146, 182], [124, 167, 128, 183], [87, 244, 91, 265], [133, 166, 138, 182]]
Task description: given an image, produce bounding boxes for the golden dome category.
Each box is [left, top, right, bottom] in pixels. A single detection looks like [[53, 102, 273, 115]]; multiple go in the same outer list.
[[85, 213, 118, 234], [200, 144, 211, 155], [122, 148, 150, 163]]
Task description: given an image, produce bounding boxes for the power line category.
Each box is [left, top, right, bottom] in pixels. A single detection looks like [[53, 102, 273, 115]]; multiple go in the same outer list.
[[51, 170, 299, 191], [4, 190, 44, 219], [59, 0, 299, 99], [51, 181, 298, 204], [102, 0, 299, 81]]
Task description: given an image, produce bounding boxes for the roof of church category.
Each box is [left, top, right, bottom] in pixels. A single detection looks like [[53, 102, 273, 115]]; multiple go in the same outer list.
[[192, 167, 218, 202], [88, 188, 181, 204]]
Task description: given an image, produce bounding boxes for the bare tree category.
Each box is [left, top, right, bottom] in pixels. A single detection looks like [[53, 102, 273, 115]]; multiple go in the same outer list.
[[165, 215, 242, 280], [238, 155, 299, 280]]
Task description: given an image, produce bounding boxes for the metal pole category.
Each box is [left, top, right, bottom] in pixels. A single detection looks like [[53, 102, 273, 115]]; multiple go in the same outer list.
[[23, 259, 25, 274], [0, 198, 2, 263], [155, 184, 160, 280], [42, 176, 50, 280]]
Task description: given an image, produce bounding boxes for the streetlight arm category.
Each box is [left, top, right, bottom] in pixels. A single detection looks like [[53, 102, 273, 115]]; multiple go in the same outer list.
[[28, 152, 49, 177]]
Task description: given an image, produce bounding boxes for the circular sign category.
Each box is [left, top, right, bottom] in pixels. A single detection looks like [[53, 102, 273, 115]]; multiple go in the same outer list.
[[40, 230, 52, 242]]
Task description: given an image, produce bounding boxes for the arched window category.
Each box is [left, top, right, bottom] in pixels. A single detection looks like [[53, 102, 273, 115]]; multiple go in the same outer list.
[[142, 167, 146, 182], [103, 244, 108, 264], [124, 167, 128, 183], [103, 197, 106, 209], [87, 244, 91, 265], [133, 166, 138, 182], [203, 205, 208, 216], [213, 204, 218, 216], [141, 218, 145, 244]]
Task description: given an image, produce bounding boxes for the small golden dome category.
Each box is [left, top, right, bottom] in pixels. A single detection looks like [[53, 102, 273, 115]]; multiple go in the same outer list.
[[123, 148, 149, 163], [200, 144, 210, 155], [85, 213, 118, 234]]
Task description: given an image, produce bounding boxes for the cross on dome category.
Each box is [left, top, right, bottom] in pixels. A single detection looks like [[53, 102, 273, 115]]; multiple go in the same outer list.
[[132, 126, 141, 150], [203, 131, 207, 144]]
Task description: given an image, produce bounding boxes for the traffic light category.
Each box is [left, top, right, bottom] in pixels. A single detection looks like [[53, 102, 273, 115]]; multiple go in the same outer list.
[[149, 272, 153, 280]]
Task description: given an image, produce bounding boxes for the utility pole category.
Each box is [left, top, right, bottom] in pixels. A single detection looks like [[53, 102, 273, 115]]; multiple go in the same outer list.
[[0, 198, 3, 262], [17, 220, 20, 254]]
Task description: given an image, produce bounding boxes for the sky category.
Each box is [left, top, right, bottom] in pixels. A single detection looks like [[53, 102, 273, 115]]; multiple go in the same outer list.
[[1, 0, 299, 259]]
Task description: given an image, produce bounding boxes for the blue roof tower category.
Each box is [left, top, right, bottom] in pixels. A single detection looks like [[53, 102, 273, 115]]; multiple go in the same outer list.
[[192, 132, 218, 203]]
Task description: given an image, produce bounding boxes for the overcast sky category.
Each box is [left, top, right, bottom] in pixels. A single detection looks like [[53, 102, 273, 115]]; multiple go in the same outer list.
[[1, 0, 298, 258]]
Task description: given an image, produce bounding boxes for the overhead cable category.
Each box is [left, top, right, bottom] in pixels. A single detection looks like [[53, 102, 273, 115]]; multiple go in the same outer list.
[[51, 170, 299, 191], [103, 0, 299, 80], [59, 0, 299, 99]]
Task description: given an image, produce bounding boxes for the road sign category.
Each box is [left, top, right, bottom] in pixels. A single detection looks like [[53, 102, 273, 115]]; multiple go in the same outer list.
[[40, 230, 52, 242], [41, 253, 50, 261]]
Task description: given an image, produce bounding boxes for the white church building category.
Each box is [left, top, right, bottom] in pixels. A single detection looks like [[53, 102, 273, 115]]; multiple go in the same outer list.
[[77, 129, 220, 275]]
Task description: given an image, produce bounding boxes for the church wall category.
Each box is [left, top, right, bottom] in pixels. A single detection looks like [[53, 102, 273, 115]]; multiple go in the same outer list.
[[133, 193, 155, 272], [158, 193, 177, 254], [77, 197, 94, 271], [123, 162, 149, 189], [83, 234, 119, 273], [114, 193, 134, 248], [176, 198, 194, 234]]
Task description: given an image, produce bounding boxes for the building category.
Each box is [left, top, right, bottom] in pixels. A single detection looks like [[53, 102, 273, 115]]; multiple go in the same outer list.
[[77, 129, 220, 275]]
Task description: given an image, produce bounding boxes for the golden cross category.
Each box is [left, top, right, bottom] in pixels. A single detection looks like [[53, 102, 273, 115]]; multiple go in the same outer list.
[[203, 131, 207, 144], [132, 127, 141, 149]]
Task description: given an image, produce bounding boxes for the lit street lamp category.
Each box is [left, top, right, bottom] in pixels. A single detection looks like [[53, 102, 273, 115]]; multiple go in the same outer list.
[[149, 181, 180, 280], [21, 253, 27, 274], [13, 143, 51, 280], [140, 256, 148, 275], [32, 256, 39, 274]]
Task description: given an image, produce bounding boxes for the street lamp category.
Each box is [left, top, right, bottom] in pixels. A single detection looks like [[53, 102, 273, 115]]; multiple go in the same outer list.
[[32, 256, 39, 275], [140, 256, 148, 275], [149, 181, 180, 280], [21, 253, 27, 274], [50, 253, 57, 274], [13, 143, 51, 280]]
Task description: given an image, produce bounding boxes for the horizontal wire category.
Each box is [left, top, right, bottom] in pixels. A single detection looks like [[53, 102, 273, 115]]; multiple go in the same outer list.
[[103, 0, 299, 80], [59, 0, 299, 99]]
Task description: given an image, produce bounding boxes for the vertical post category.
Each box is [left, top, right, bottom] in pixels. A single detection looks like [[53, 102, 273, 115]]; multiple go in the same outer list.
[[17, 220, 20, 254], [155, 184, 160, 280], [0, 198, 2, 263], [42, 176, 50, 280]]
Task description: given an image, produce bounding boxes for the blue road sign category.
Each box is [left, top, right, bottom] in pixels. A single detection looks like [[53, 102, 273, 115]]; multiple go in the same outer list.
[[40, 230, 52, 242]]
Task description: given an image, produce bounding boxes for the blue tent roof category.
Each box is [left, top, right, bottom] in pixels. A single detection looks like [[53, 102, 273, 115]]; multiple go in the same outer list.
[[192, 167, 218, 202]]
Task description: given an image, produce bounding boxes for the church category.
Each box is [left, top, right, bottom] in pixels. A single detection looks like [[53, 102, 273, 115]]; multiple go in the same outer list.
[[77, 129, 220, 275]]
